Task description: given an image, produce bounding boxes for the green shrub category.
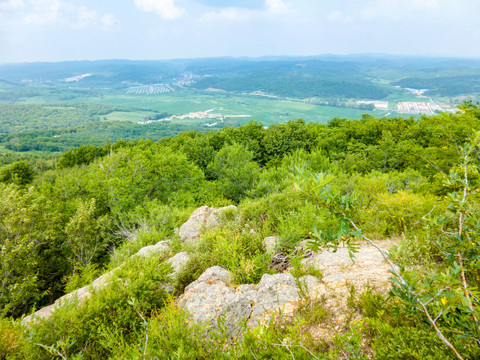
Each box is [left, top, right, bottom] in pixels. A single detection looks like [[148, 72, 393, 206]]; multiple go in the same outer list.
[[24, 255, 171, 359]]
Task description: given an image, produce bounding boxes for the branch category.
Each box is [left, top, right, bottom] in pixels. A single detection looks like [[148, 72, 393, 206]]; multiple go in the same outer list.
[[137, 311, 149, 358], [434, 307, 450, 323], [424, 287, 450, 306], [418, 302, 464, 360], [272, 343, 320, 360], [34, 343, 67, 360], [348, 219, 406, 286]]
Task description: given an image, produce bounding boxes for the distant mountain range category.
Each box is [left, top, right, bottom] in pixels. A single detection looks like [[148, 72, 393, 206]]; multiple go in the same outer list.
[[1, 56, 480, 99]]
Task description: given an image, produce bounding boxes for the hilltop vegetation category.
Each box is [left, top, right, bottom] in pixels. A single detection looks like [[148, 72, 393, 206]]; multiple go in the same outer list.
[[1, 105, 480, 359]]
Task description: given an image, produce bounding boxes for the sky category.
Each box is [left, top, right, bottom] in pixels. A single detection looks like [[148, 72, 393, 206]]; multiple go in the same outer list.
[[0, 0, 479, 63]]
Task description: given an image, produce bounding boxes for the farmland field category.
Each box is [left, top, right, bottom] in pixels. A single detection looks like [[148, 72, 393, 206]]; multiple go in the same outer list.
[[64, 90, 391, 126], [0, 56, 478, 155]]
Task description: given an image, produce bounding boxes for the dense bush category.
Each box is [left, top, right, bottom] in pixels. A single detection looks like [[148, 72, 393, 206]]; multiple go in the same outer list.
[[1, 106, 480, 358]]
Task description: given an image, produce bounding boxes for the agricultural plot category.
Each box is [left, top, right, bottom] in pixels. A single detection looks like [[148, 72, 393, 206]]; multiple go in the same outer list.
[[126, 84, 174, 95], [90, 90, 390, 126]]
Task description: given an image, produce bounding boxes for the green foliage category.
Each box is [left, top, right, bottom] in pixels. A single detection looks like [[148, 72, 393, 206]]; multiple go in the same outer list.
[[294, 132, 480, 359], [293, 170, 363, 257], [65, 198, 112, 269], [0, 161, 34, 186], [24, 256, 171, 359], [97, 144, 205, 215], [2, 104, 480, 358], [189, 227, 271, 285], [64, 263, 102, 294], [0, 184, 69, 317], [0, 317, 35, 359], [208, 143, 260, 202], [357, 289, 456, 360], [57, 144, 107, 169]]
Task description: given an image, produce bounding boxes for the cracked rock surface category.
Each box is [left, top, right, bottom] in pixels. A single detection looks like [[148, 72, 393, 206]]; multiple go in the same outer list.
[[178, 205, 237, 242], [177, 266, 324, 337]]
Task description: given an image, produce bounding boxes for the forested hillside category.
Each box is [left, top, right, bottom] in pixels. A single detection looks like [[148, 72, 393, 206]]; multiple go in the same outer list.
[[1, 104, 480, 359]]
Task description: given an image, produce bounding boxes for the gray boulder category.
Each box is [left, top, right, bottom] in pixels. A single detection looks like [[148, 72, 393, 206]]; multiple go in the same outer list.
[[177, 266, 321, 336], [135, 240, 170, 258], [22, 249, 188, 325], [248, 273, 301, 326], [165, 251, 190, 282], [302, 243, 395, 286], [178, 205, 237, 242], [22, 269, 115, 325], [178, 266, 250, 337]]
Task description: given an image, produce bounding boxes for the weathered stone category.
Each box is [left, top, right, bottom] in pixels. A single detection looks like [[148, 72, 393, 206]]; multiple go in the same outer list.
[[298, 275, 326, 300], [178, 205, 237, 242], [135, 240, 170, 257], [262, 236, 279, 255], [166, 251, 190, 282], [178, 267, 250, 337], [22, 249, 187, 325], [196, 265, 232, 285], [177, 267, 311, 336], [248, 273, 301, 326], [302, 243, 395, 286], [22, 268, 117, 325]]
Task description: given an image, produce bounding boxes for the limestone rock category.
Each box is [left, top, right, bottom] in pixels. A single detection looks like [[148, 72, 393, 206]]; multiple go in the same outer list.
[[248, 273, 301, 326], [178, 267, 250, 337], [177, 266, 314, 336], [178, 205, 237, 242], [262, 236, 279, 255], [298, 275, 326, 300], [135, 240, 170, 257], [165, 251, 190, 282], [22, 250, 187, 325], [302, 243, 395, 286], [196, 265, 232, 285]]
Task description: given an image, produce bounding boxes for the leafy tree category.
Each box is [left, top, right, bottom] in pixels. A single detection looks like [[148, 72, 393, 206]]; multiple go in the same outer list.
[[294, 133, 480, 360], [0, 185, 69, 317], [0, 161, 34, 186], [65, 198, 112, 269], [57, 145, 106, 169], [97, 145, 205, 216], [208, 143, 260, 202]]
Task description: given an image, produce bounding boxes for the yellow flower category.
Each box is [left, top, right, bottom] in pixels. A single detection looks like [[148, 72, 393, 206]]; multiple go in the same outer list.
[[441, 297, 448, 305]]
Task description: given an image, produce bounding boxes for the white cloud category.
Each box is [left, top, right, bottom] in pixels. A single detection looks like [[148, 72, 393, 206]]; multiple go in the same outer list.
[[22, 0, 61, 25], [0, 0, 24, 11], [0, 0, 117, 31], [359, 0, 436, 20], [265, 0, 287, 14], [329, 10, 352, 23], [201, 7, 253, 22], [134, 0, 185, 20], [68, 5, 117, 31], [199, 0, 289, 23], [101, 14, 117, 31]]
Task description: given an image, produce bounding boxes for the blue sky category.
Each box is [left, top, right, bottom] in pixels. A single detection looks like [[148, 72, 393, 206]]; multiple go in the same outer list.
[[1, 0, 479, 63]]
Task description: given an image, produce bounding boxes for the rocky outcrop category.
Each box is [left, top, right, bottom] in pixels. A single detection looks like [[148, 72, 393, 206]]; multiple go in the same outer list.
[[177, 266, 324, 337], [135, 240, 170, 258], [177, 241, 397, 338], [178, 205, 237, 242], [301, 241, 396, 286], [22, 268, 115, 324], [177, 266, 251, 337], [22, 247, 188, 325]]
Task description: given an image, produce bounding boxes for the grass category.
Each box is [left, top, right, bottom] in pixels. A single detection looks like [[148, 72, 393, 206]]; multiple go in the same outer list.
[[82, 90, 389, 126], [103, 110, 157, 122]]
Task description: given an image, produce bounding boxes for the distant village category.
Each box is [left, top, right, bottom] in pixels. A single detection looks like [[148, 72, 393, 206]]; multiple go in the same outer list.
[[357, 87, 458, 115]]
